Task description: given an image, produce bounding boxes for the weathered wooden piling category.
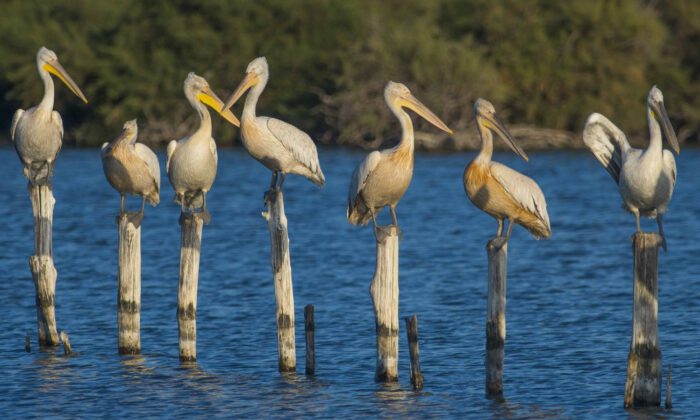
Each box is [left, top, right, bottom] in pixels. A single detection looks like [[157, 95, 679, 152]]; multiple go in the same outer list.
[[60, 331, 72, 355], [369, 226, 399, 382], [262, 189, 296, 372], [29, 184, 59, 347], [485, 237, 507, 398], [117, 212, 142, 355], [405, 314, 424, 390], [177, 212, 204, 362], [624, 232, 662, 407], [305, 304, 315, 375]]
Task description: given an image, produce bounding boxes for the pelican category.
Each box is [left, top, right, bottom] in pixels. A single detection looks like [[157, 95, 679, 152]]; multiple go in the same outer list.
[[101, 119, 160, 221], [347, 81, 452, 237], [221, 57, 325, 194], [583, 86, 679, 250], [166, 72, 240, 222], [463, 99, 551, 247], [11, 46, 88, 185]]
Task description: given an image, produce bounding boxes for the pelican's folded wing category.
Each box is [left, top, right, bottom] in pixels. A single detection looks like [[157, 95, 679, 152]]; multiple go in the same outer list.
[[11, 109, 23, 141], [265, 117, 324, 184], [135, 143, 161, 192], [490, 162, 551, 235]]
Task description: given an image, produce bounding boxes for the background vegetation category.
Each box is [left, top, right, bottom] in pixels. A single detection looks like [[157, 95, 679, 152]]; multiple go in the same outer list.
[[0, 0, 698, 149]]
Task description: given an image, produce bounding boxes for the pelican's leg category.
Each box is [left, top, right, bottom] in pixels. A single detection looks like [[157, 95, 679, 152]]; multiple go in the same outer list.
[[657, 214, 667, 252], [48, 160, 55, 180], [369, 208, 384, 242], [201, 189, 211, 224], [278, 173, 287, 191], [388, 205, 403, 239], [491, 218, 514, 251], [633, 210, 641, 233], [120, 194, 126, 215], [270, 171, 278, 189], [496, 218, 504, 237]]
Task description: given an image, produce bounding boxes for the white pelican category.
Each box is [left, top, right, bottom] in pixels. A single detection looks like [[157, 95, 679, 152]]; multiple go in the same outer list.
[[583, 86, 679, 250], [463, 99, 551, 247], [11, 46, 88, 185], [221, 57, 325, 193], [347, 82, 452, 237], [166, 73, 240, 222], [101, 119, 160, 221]]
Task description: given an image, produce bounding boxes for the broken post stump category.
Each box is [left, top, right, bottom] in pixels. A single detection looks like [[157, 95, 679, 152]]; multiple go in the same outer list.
[[263, 189, 296, 372], [305, 304, 315, 375], [117, 212, 142, 355], [405, 314, 424, 390], [29, 184, 59, 347], [177, 212, 204, 362], [624, 232, 662, 407], [486, 237, 507, 398], [369, 226, 399, 382]]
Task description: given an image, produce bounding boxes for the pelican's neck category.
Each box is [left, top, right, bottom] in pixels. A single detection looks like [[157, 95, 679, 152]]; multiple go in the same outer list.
[[37, 65, 55, 114], [189, 94, 212, 142], [475, 117, 493, 163], [647, 106, 662, 155], [243, 75, 267, 121], [388, 100, 414, 155]]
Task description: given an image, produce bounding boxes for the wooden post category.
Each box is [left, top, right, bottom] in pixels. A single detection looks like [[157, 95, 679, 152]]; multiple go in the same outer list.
[[665, 365, 672, 409], [29, 185, 59, 347], [485, 237, 507, 398], [624, 232, 662, 407], [60, 331, 72, 355], [117, 213, 142, 355], [177, 212, 204, 362], [405, 314, 424, 390], [305, 304, 315, 375], [262, 189, 296, 372], [369, 226, 399, 382]]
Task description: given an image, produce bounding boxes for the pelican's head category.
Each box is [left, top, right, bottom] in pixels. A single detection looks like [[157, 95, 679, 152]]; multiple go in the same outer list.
[[122, 118, 138, 138], [36, 46, 88, 104], [222, 56, 269, 112], [647, 85, 679, 154], [384, 81, 452, 134], [474, 98, 528, 161], [185, 72, 240, 127]]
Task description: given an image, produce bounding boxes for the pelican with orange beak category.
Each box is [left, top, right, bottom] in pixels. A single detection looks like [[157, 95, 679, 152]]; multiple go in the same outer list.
[[347, 81, 452, 238], [221, 57, 324, 193], [463, 99, 551, 247], [166, 73, 239, 222], [11, 46, 88, 186]]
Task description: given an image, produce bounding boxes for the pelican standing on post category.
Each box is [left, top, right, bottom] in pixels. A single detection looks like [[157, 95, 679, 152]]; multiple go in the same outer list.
[[221, 57, 325, 195], [166, 73, 240, 222], [463, 99, 551, 247], [347, 82, 452, 237], [101, 119, 160, 223], [583, 86, 679, 250], [11, 46, 88, 185]]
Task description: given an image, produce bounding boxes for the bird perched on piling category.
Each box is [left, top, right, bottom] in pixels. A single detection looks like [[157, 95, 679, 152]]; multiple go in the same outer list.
[[101, 119, 160, 222], [463, 99, 551, 247], [167, 73, 240, 223], [347, 82, 452, 238], [583, 86, 679, 250], [221, 57, 325, 194], [11, 46, 88, 186]]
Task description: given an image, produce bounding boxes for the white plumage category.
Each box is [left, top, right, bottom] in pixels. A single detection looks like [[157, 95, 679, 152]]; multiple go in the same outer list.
[[583, 86, 679, 249]]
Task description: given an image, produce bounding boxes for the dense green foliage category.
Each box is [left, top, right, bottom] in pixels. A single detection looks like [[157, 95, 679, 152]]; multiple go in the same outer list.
[[1, 0, 698, 147]]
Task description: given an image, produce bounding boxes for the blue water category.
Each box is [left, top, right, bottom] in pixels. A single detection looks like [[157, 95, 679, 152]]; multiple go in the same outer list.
[[0, 147, 697, 418]]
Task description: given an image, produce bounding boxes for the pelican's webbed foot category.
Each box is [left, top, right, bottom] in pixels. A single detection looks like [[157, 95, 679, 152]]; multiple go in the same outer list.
[[488, 236, 508, 251]]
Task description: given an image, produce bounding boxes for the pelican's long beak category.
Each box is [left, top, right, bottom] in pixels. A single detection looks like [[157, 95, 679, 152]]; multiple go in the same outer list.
[[485, 113, 528, 162], [222, 72, 258, 112], [44, 59, 88, 104], [401, 94, 453, 134], [653, 101, 680, 155], [198, 86, 240, 127]]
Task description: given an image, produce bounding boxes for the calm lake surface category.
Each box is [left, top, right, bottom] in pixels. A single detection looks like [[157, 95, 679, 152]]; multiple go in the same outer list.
[[0, 147, 698, 418]]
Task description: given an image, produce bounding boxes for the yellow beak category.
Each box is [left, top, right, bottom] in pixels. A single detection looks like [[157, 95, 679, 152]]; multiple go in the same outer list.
[[197, 86, 240, 127], [400, 94, 453, 134], [222, 72, 258, 112], [44, 60, 88, 104], [485, 113, 528, 162]]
